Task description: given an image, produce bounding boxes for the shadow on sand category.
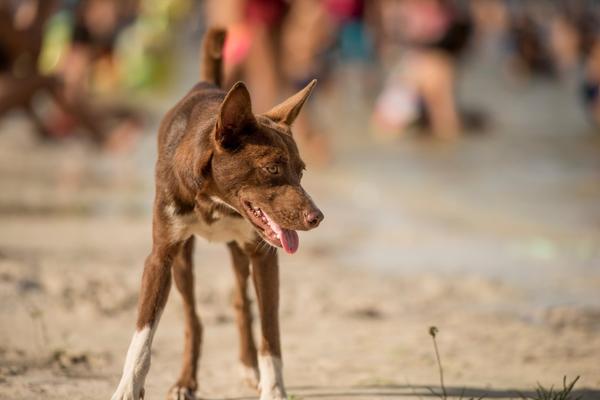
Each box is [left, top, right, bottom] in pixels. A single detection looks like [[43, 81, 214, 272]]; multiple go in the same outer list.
[[199, 383, 600, 400]]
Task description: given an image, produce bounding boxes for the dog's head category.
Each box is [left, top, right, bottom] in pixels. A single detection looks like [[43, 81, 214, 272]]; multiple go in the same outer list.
[[209, 80, 323, 254]]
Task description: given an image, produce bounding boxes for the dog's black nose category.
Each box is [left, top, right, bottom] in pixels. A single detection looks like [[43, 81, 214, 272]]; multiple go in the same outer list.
[[304, 209, 324, 228]]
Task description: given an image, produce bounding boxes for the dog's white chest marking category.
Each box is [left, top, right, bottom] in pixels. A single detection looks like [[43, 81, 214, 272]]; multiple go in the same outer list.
[[166, 204, 256, 245]]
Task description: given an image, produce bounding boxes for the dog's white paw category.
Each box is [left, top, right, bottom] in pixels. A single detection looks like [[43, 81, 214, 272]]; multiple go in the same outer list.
[[166, 385, 196, 400], [239, 363, 260, 389], [257, 355, 286, 400], [259, 386, 287, 400], [111, 385, 145, 400], [113, 327, 152, 400]]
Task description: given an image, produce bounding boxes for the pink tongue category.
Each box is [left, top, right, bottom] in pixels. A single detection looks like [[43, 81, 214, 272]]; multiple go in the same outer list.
[[280, 229, 299, 254], [261, 210, 299, 254]]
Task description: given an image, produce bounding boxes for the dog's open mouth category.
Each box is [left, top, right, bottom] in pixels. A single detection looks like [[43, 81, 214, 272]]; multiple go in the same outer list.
[[242, 201, 299, 254]]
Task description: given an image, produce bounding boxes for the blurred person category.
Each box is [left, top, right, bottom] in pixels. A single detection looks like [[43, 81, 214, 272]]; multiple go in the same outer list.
[[0, 0, 143, 151], [549, 10, 580, 74], [470, 0, 508, 39], [205, 0, 332, 164], [372, 0, 473, 139], [0, 0, 66, 139], [280, 0, 362, 164], [206, 0, 287, 113], [505, 5, 556, 79], [279, 0, 372, 163], [50, 0, 143, 151], [565, 1, 600, 129], [581, 37, 600, 129]]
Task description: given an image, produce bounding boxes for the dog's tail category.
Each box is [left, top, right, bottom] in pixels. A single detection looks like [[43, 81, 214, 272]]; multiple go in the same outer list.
[[200, 28, 227, 88]]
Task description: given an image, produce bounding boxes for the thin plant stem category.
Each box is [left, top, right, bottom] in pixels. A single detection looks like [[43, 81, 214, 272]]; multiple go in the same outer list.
[[429, 326, 447, 400]]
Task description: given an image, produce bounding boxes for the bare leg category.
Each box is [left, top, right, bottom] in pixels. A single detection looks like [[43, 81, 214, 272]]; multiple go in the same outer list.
[[417, 50, 461, 138], [248, 247, 286, 400], [228, 242, 259, 389], [168, 237, 202, 400], [112, 228, 179, 400], [244, 24, 280, 113]]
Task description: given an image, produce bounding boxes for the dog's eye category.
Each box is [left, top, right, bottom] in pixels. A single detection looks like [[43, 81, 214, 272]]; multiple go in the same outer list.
[[265, 165, 280, 175]]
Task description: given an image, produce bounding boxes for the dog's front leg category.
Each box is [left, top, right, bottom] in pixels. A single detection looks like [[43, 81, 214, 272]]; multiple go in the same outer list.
[[228, 242, 259, 389], [168, 237, 202, 400], [249, 247, 286, 400], [112, 242, 179, 400]]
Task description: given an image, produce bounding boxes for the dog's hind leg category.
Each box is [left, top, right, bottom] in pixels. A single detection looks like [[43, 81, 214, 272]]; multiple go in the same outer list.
[[249, 248, 287, 400], [168, 237, 202, 400], [112, 235, 179, 400], [227, 242, 260, 389]]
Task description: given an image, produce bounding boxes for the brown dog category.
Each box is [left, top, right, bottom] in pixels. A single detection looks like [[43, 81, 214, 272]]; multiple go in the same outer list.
[[111, 28, 323, 400]]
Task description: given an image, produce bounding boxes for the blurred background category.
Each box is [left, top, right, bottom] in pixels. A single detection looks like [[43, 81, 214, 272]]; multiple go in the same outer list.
[[1, 0, 600, 399]]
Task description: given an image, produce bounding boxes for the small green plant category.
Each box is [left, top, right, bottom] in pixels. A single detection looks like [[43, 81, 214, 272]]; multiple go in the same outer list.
[[520, 376, 582, 400]]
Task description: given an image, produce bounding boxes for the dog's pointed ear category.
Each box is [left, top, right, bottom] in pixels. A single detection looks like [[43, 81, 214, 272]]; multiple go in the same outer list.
[[215, 82, 256, 150], [263, 79, 317, 127]]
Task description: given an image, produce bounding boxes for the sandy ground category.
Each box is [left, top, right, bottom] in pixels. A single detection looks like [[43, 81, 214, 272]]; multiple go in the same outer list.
[[1, 45, 600, 399]]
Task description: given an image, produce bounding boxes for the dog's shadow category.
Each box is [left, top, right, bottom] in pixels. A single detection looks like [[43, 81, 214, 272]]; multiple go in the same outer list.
[[198, 383, 600, 400]]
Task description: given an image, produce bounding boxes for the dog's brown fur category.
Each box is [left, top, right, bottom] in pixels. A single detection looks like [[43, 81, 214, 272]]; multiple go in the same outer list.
[[112, 28, 323, 400]]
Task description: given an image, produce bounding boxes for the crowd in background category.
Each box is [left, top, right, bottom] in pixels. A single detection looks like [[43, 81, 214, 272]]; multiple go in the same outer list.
[[1, 0, 600, 157]]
